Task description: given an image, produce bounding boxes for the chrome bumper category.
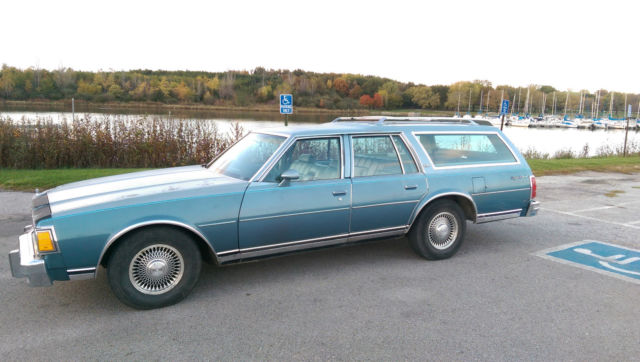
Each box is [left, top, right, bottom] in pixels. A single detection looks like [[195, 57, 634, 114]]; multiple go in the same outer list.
[[8, 232, 52, 287], [525, 200, 540, 217]]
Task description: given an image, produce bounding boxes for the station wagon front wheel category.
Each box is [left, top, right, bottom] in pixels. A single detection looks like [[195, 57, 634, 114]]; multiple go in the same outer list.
[[410, 200, 466, 260], [107, 227, 202, 309]]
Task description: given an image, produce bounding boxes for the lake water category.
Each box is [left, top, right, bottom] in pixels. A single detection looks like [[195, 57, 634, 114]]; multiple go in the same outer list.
[[2, 110, 639, 157]]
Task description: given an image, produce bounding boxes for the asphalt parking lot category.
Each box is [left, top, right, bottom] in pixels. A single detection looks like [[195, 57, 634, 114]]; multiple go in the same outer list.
[[1, 171, 639, 360]]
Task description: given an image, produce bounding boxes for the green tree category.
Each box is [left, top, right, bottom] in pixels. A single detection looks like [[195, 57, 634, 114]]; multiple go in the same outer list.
[[405, 86, 440, 109]]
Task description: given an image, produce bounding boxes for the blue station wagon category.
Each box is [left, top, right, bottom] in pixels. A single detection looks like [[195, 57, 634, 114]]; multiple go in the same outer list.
[[10, 117, 539, 309]]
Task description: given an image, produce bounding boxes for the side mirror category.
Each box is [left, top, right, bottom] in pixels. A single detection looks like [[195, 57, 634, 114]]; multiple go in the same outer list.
[[279, 169, 300, 186]]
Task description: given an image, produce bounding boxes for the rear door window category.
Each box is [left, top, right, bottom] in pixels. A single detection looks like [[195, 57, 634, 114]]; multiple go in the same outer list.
[[416, 133, 517, 167], [352, 136, 402, 177]]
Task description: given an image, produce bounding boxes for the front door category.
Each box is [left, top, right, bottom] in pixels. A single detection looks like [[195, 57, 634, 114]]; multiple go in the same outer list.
[[238, 136, 350, 252]]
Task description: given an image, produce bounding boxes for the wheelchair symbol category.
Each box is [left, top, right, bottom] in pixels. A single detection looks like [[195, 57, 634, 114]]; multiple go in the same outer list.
[[574, 248, 640, 276], [281, 95, 292, 105]]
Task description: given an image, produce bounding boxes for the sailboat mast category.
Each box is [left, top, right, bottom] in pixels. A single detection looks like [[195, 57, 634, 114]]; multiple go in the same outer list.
[[542, 93, 546, 116], [523, 87, 530, 115], [609, 92, 614, 117], [563, 92, 569, 116], [457, 93, 461, 115], [479, 89, 483, 114], [486, 91, 490, 114], [578, 92, 583, 115], [468, 88, 472, 114], [517, 88, 521, 114], [552, 92, 556, 115], [623, 93, 627, 119]]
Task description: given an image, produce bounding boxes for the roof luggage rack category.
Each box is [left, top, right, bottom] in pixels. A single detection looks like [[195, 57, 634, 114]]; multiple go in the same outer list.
[[331, 116, 479, 125]]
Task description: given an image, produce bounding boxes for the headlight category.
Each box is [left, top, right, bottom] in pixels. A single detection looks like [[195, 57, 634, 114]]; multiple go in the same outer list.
[[34, 227, 58, 254]]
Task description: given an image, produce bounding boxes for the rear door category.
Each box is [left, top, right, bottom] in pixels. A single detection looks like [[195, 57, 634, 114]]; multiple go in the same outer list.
[[349, 134, 427, 233]]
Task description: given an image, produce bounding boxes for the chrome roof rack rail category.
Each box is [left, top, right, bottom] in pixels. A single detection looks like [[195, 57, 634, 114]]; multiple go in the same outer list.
[[331, 116, 478, 125]]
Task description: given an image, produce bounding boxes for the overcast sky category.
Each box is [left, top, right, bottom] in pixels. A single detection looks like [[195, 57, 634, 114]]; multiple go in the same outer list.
[[3, 0, 639, 93]]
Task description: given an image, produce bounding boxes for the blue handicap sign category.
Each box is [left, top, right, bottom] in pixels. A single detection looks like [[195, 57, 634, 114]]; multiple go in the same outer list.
[[280, 94, 292, 106], [501, 99, 510, 115], [280, 94, 293, 114], [540, 241, 640, 282]]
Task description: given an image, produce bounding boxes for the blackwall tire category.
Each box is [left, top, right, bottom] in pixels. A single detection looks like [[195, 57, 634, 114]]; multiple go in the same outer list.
[[409, 200, 466, 260], [107, 226, 202, 309]]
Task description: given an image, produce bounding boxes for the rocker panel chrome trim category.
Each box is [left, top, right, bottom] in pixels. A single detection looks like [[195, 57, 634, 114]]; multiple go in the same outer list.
[[476, 208, 523, 223], [217, 225, 409, 262]]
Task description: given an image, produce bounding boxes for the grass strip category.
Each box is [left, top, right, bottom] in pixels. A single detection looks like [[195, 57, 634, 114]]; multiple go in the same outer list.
[[0, 168, 148, 191], [0, 156, 638, 191], [528, 156, 640, 176]]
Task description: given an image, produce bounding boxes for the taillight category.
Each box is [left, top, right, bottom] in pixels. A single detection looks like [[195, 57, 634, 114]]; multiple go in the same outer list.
[[530, 175, 537, 199]]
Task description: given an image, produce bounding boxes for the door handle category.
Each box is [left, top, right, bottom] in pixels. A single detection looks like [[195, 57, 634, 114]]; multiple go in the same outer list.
[[332, 191, 347, 196], [404, 185, 418, 190]]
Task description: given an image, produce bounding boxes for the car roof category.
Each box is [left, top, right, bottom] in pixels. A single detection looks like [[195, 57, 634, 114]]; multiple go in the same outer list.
[[255, 116, 499, 137]]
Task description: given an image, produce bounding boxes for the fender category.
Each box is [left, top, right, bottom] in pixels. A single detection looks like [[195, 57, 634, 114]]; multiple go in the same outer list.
[[408, 191, 478, 227], [96, 219, 219, 275]]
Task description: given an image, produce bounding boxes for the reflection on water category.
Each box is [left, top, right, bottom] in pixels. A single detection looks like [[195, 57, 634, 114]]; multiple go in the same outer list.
[[1, 109, 638, 157]]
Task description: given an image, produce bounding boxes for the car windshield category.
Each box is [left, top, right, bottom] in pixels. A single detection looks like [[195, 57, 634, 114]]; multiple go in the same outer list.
[[208, 133, 286, 180]]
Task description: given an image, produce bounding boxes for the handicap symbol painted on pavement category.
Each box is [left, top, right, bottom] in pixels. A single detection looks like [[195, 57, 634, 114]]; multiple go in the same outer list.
[[537, 241, 640, 284]]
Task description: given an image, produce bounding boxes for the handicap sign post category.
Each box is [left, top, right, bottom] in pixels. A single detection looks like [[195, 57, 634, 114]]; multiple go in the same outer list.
[[280, 94, 293, 126], [538, 241, 640, 284], [500, 99, 510, 131]]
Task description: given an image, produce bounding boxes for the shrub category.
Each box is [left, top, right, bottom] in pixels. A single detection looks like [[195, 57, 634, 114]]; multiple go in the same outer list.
[[0, 116, 244, 169]]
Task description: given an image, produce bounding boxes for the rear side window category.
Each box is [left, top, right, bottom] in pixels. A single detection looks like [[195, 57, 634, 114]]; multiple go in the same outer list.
[[417, 133, 516, 167], [352, 136, 402, 177]]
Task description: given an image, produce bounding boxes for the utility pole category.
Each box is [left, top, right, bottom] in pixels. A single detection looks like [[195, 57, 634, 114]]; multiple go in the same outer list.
[[623, 103, 631, 156]]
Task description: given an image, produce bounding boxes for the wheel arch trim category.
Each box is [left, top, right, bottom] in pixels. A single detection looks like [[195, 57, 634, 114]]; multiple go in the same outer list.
[[96, 220, 218, 275], [408, 192, 478, 228]]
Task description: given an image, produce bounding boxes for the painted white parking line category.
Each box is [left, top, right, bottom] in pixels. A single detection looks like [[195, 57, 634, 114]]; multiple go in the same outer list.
[[542, 208, 640, 230], [571, 200, 640, 214]]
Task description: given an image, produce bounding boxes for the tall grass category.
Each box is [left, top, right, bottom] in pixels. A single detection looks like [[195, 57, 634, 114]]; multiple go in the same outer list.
[[523, 141, 639, 160], [0, 116, 244, 168]]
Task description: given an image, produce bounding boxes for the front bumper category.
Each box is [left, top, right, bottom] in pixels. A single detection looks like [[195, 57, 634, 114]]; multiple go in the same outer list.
[[526, 200, 540, 217], [8, 232, 52, 287]]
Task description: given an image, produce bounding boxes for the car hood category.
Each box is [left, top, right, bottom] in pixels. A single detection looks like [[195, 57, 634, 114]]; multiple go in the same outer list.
[[46, 166, 248, 217]]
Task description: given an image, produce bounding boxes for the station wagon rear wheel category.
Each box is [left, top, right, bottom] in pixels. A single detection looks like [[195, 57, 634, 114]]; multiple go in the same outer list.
[[107, 227, 202, 309], [409, 200, 466, 260]]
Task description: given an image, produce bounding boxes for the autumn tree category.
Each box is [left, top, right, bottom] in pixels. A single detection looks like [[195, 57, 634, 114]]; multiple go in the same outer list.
[[359, 94, 373, 108]]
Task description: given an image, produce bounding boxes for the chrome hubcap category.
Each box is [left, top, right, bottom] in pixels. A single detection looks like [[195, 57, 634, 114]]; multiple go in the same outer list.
[[427, 212, 458, 250], [129, 244, 184, 295]]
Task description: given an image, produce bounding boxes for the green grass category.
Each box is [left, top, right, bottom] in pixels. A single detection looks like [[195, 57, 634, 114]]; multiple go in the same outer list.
[[0, 168, 149, 191], [1, 156, 639, 191], [527, 156, 640, 176]]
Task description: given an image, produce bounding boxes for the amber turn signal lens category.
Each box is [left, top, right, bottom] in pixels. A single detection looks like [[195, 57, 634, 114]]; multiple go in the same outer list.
[[36, 230, 56, 252]]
